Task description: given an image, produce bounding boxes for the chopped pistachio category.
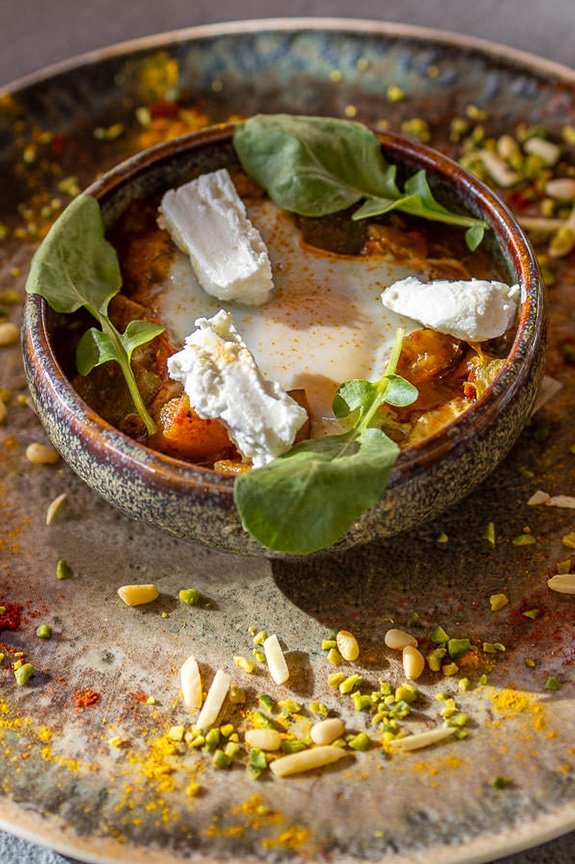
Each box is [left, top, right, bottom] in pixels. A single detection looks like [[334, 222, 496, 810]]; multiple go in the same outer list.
[[447, 638, 472, 658], [546, 676, 562, 691], [229, 684, 246, 704], [36, 624, 52, 640], [253, 710, 276, 729], [321, 639, 337, 651], [179, 588, 200, 605], [252, 629, 267, 646], [258, 693, 274, 712], [327, 647, 342, 666], [56, 559, 73, 581], [458, 678, 471, 691], [328, 672, 346, 688], [522, 609, 541, 620], [186, 781, 201, 798], [511, 533, 536, 546], [339, 673, 363, 695], [310, 700, 328, 718], [233, 656, 255, 673], [212, 749, 232, 769], [347, 732, 371, 751], [427, 647, 447, 672], [489, 593, 509, 612], [430, 625, 450, 644], [436, 532, 449, 544], [351, 692, 373, 711], [167, 725, 185, 742], [277, 699, 302, 714], [482, 522, 496, 544], [14, 663, 35, 685], [525, 658, 537, 668], [395, 684, 419, 704], [281, 738, 309, 754], [442, 663, 459, 676], [492, 775, 512, 789]]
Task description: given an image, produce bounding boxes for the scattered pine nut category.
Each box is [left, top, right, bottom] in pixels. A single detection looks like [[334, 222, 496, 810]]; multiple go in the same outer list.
[[388, 726, 457, 751], [46, 492, 68, 525], [547, 574, 575, 594], [523, 136, 560, 166], [385, 628, 418, 651], [194, 669, 231, 731], [263, 634, 289, 685], [545, 177, 575, 201], [0, 322, 19, 347], [117, 583, 159, 606], [181, 655, 203, 710], [402, 644, 425, 680], [269, 745, 347, 777], [336, 629, 359, 662], [26, 442, 60, 464], [310, 717, 345, 746], [245, 728, 282, 751]]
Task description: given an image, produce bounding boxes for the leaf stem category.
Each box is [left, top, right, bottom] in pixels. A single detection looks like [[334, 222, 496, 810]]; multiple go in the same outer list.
[[98, 315, 158, 436], [358, 327, 405, 432]]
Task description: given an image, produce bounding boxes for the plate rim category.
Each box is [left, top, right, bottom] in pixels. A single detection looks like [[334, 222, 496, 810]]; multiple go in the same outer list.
[[2, 15, 575, 99]]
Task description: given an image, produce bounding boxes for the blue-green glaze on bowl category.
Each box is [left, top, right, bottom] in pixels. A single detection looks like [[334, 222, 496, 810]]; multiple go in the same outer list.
[[22, 125, 547, 557]]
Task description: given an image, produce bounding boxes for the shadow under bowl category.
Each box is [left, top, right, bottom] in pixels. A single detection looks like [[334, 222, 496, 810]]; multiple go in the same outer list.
[[22, 124, 547, 557]]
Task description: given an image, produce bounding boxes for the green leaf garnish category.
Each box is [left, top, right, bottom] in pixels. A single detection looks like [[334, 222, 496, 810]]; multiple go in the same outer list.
[[25, 194, 164, 435], [233, 329, 418, 554], [233, 114, 487, 250]]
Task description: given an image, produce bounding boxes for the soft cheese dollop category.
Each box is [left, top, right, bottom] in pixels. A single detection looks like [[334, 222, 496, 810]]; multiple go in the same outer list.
[[167, 310, 308, 468], [380, 276, 520, 342], [158, 168, 274, 305]]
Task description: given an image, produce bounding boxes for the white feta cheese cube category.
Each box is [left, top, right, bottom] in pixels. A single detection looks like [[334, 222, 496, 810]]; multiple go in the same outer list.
[[158, 168, 274, 305], [167, 310, 308, 468], [380, 276, 520, 342]]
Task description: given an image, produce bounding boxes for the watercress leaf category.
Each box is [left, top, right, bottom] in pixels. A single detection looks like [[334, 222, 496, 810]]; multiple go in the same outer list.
[[121, 320, 166, 359], [383, 373, 419, 407], [233, 114, 400, 217], [26, 194, 122, 317], [76, 327, 117, 375], [233, 427, 400, 554], [333, 378, 379, 420], [351, 193, 421, 221], [466, 223, 486, 251], [76, 320, 165, 376]]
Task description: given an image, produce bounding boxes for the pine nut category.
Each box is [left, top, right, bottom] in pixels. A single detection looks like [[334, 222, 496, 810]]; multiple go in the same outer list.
[[523, 136, 560, 166], [180, 655, 203, 710], [245, 728, 282, 751], [270, 745, 347, 777], [547, 573, 575, 594], [0, 322, 19, 347], [194, 669, 231, 731], [263, 634, 289, 685], [384, 628, 418, 651], [46, 492, 68, 525], [545, 177, 575, 201], [402, 644, 425, 680], [310, 717, 345, 745], [25, 442, 60, 464], [336, 629, 359, 662], [389, 726, 456, 751], [117, 583, 159, 606]]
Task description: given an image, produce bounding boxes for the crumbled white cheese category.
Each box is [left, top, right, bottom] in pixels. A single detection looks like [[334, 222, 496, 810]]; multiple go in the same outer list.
[[167, 310, 308, 468], [380, 276, 520, 342], [158, 168, 274, 305]]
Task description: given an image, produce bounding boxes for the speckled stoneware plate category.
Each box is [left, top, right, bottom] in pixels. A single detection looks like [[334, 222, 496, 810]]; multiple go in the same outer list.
[[2, 18, 575, 864]]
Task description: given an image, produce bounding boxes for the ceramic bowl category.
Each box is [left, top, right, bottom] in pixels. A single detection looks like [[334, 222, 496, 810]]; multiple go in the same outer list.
[[22, 124, 547, 557]]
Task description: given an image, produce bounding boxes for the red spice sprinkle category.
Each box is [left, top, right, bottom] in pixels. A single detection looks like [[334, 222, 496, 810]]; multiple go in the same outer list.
[[74, 688, 100, 709], [0, 602, 22, 632]]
